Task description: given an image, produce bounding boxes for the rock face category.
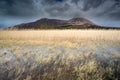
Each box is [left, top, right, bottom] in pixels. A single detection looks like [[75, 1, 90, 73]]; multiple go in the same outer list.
[[11, 17, 119, 29]]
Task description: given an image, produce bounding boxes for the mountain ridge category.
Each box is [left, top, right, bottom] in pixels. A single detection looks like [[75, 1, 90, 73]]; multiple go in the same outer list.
[[10, 17, 120, 29]]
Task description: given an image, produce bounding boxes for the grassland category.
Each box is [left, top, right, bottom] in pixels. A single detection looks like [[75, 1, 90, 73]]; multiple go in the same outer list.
[[0, 30, 120, 80], [0, 30, 120, 47]]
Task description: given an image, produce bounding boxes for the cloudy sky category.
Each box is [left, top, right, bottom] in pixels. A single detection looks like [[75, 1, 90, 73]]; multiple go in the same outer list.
[[0, 0, 120, 27]]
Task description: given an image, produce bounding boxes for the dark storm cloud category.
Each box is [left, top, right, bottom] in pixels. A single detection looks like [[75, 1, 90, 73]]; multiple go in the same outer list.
[[41, 0, 65, 5], [71, 0, 106, 11], [0, 0, 36, 17], [1, 0, 120, 18], [0, 0, 68, 17], [0, 0, 120, 27]]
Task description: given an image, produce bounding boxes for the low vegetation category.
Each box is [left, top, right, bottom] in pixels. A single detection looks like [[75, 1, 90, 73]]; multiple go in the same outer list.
[[0, 30, 120, 80], [0, 30, 120, 47]]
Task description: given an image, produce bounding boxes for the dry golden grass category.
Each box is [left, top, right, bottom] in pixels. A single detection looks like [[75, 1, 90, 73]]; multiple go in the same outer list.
[[0, 30, 120, 47], [0, 45, 120, 80], [0, 30, 120, 80]]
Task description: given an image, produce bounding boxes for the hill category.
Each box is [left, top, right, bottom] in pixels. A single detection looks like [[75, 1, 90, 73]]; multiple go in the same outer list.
[[10, 18, 120, 29]]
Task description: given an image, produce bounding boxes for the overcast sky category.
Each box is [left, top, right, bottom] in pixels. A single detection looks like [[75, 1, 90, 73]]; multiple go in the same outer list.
[[0, 0, 120, 27]]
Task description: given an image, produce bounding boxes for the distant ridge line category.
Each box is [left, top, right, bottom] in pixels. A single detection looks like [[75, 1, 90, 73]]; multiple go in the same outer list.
[[8, 17, 120, 30]]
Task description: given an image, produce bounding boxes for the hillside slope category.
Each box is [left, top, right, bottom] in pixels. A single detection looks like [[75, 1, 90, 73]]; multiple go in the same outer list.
[[11, 18, 119, 29]]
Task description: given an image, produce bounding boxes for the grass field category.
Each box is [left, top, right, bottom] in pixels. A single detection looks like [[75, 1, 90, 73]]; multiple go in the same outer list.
[[0, 30, 120, 80], [0, 30, 120, 47]]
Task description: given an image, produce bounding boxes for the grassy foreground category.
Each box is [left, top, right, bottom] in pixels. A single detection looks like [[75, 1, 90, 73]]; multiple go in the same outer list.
[[0, 30, 120, 80]]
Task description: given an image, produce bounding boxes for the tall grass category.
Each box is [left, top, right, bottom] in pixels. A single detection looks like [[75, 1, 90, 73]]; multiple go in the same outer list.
[[0, 46, 120, 80], [0, 30, 120, 80], [0, 30, 120, 47]]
